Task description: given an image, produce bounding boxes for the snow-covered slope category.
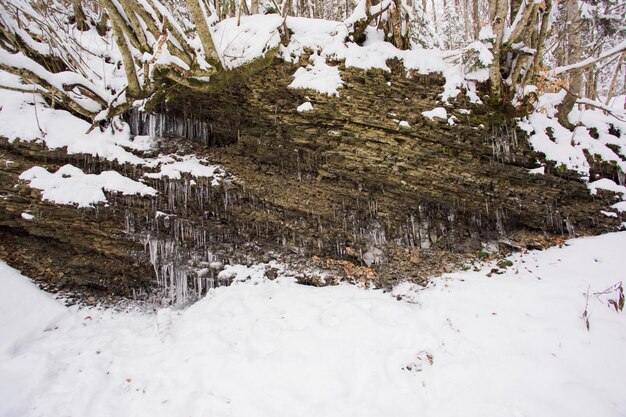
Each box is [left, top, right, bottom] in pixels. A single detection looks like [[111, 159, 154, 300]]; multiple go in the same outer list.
[[1, 232, 626, 417]]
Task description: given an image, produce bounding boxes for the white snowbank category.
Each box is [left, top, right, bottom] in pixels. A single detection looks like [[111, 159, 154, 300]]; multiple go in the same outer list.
[[19, 164, 157, 208], [2, 232, 626, 417], [612, 201, 626, 212]]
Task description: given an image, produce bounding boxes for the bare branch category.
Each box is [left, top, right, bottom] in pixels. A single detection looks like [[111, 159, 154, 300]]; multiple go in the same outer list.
[[555, 40, 626, 75]]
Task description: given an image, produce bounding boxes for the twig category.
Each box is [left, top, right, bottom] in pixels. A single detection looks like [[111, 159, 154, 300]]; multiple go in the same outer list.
[[31, 90, 46, 138]]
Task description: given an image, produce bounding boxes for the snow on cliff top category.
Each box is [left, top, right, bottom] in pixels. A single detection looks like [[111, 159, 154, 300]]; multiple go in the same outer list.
[[1, 231, 626, 417], [213, 15, 478, 101]]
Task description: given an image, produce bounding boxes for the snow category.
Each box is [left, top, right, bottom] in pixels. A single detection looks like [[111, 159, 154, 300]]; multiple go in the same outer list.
[[2, 232, 626, 417], [588, 178, 626, 197], [296, 102, 313, 112], [144, 155, 224, 185], [0, 91, 227, 184], [0, 90, 145, 165], [466, 40, 493, 67], [612, 201, 626, 212], [519, 90, 626, 180], [422, 107, 448, 120], [479, 25, 495, 41], [213, 15, 477, 103], [20, 212, 34, 221], [399, 120, 411, 127], [0, 50, 107, 113], [519, 112, 590, 177], [211, 14, 282, 69], [19, 164, 157, 208], [288, 55, 343, 96], [601, 210, 618, 218]]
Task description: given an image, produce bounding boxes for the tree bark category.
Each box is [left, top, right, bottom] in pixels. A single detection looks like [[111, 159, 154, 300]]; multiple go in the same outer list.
[[119, 0, 151, 52], [111, 21, 143, 99], [72, 0, 89, 31], [187, 0, 222, 69], [472, 0, 479, 40], [556, 0, 583, 128], [531, 0, 551, 72], [510, 0, 522, 21], [488, 0, 508, 103], [605, 53, 625, 106], [463, 0, 469, 40]]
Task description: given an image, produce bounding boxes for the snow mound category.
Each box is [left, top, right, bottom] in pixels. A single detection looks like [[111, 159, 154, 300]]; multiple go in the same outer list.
[[19, 164, 157, 208], [289, 56, 343, 96], [296, 101, 313, 112], [422, 107, 448, 120], [2, 232, 626, 416]]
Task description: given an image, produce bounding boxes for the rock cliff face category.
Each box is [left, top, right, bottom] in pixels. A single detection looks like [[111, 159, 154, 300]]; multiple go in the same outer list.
[[1, 58, 623, 302]]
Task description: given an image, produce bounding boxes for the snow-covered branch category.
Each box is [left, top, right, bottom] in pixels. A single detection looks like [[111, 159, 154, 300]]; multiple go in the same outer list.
[[555, 40, 626, 75]]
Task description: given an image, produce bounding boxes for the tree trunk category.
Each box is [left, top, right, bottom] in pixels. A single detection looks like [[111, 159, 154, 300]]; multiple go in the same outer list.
[[463, 0, 469, 40], [556, 0, 583, 128], [388, 0, 410, 50], [605, 53, 625, 106], [510, 0, 522, 21], [111, 21, 143, 99], [72, 0, 89, 31], [531, 0, 551, 72], [119, 0, 151, 52], [488, 0, 508, 103], [472, 0, 479, 40], [187, 0, 222, 69], [96, 12, 109, 36]]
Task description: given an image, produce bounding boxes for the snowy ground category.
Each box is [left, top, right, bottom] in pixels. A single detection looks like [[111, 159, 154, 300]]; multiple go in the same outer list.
[[1, 232, 626, 417]]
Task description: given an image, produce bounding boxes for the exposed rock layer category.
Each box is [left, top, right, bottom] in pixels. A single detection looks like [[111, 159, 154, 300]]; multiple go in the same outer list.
[[0, 59, 623, 299]]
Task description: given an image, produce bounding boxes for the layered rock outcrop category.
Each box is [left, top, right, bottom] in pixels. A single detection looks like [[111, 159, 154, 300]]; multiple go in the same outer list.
[[1, 58, 623, 302]]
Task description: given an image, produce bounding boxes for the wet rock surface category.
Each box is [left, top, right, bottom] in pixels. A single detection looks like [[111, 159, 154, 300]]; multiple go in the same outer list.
[[0, 59, 623, 303]]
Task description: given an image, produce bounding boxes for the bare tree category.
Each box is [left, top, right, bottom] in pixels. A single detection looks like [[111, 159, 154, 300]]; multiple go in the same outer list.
[[472, 0, 479, 40], [556, 0, 584, 127], [487, 0, 508, 102]]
